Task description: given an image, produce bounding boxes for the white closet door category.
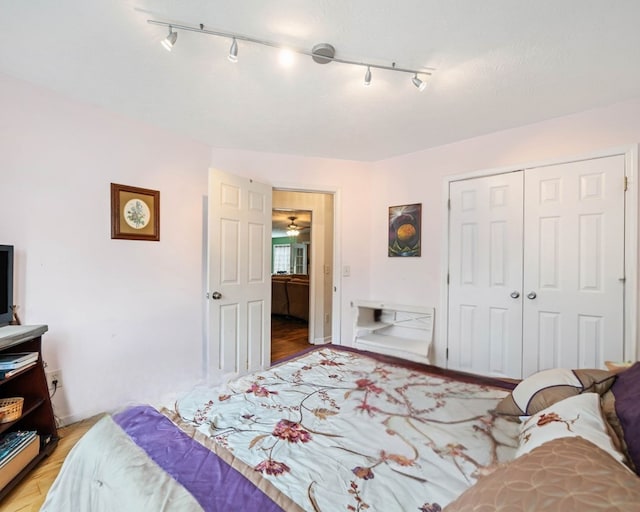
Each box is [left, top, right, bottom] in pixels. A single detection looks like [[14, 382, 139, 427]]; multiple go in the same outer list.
[[448, 172, 524, 378], [522, 156, 625, 376]]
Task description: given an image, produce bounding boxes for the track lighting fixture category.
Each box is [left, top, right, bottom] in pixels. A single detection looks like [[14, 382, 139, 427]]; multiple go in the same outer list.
[[411, 73, 427, 92], [364, 66, 372, 86], [149, 20, 434, 91], [228, 38, 238, 63], [161, 25, 178, 52]]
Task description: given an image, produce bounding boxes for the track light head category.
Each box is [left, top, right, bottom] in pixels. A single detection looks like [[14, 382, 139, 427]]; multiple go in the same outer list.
[[411, 74, 427, 92], [364, 66, 372, 86], [161, 26, 178, 52], [228, 38, 238, 63]]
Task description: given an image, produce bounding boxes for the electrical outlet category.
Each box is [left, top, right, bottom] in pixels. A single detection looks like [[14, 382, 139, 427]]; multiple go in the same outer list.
[[46, 370, 63, 390]]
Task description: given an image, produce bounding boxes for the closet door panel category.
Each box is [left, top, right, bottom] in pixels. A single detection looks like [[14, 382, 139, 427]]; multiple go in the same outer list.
[[522, 156, 625, 376], [448, 172, 524, 378], [537, 311, 561, 369]]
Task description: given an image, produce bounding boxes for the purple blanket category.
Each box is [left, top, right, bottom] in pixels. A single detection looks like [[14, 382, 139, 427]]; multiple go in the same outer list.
[[114, 405, 284, 512]]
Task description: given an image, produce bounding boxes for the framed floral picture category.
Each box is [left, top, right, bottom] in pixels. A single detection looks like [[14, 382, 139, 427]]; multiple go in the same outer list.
[[110, 183, 160, 241], [388, 203, 421, 257]]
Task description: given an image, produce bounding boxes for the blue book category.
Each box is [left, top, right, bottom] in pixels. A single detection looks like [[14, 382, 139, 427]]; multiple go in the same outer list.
[[0, 431, 37, 466], [0, 352, 38, 370], [0, 362, 36, 380]]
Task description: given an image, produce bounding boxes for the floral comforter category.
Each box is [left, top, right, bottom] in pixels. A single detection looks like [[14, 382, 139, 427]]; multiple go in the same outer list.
[[176, 348, 519, 511]]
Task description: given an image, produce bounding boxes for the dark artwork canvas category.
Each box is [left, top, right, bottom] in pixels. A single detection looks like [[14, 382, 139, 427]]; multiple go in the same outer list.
[[388, 203, 421, 257]]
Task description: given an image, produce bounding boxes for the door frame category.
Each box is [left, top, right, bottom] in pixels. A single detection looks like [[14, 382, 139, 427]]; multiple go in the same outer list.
[[437, 145, 638, 370], [271, 182, 341, 346]]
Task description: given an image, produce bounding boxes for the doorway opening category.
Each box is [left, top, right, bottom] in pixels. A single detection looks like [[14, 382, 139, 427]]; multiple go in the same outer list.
[[271, 208, 311, 361], [270, 190, 334, 363]]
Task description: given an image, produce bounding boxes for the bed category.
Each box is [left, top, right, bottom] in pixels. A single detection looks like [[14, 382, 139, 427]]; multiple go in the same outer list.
[[41, 347, 640, 511]]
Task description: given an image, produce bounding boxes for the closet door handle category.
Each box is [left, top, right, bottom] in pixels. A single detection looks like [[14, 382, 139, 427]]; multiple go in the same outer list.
[[510, 291, 520, 299], [211, 291, 222, 300], [527, 291, 537, 300]]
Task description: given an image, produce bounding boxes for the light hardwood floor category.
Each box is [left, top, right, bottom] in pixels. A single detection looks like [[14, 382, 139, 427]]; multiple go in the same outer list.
[[0, 320, 312, 511], [0, 415, 101, 512]]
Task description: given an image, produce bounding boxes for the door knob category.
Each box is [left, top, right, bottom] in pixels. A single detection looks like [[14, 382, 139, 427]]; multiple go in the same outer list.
[[211, 291, 222, 300], [527, 291, 537, 300], [510, 291, 520, 299]]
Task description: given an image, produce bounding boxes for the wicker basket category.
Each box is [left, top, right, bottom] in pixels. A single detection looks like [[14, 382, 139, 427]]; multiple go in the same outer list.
[[0, 397, 24, 424]]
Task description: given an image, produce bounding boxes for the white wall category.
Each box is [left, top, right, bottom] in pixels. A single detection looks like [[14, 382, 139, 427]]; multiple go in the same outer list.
[[0, 73, 374, 423], [5, 70, 639, 423], [370, 98, 640, 366], [0, 74, 211, 423]]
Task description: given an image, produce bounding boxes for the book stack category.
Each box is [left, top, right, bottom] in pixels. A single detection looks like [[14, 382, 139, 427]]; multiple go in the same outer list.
[[0, 352, 38, 380], [0, 430, 39, 488]]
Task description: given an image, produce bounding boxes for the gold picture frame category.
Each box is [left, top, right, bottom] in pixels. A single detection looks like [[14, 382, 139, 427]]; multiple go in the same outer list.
[[110, 183, 160, 241]]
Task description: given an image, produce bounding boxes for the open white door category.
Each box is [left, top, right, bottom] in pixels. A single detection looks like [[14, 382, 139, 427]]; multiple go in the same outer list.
[[207, 169, 272, 380]]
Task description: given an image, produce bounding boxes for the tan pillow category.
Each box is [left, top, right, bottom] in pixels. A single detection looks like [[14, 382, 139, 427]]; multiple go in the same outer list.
[[495, 368, 615, 417], [443, 436, 640, 512], [601, 389, 633, 467]]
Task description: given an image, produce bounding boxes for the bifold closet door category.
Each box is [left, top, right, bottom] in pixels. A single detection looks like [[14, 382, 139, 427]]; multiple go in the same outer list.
[[521, 155, 625, 376], [447, 155, 626, 379], [447, 172, 524, 379]]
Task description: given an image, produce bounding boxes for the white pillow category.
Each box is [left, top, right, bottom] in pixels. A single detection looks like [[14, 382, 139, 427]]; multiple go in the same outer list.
[[516, 392, 626, 465]]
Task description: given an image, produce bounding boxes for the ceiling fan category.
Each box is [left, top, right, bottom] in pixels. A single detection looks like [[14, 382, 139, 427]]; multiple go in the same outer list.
[[286, 216, 306, 236]]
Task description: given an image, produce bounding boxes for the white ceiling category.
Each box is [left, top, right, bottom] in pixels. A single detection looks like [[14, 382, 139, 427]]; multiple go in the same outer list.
[[2, 1, 640, 161]]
